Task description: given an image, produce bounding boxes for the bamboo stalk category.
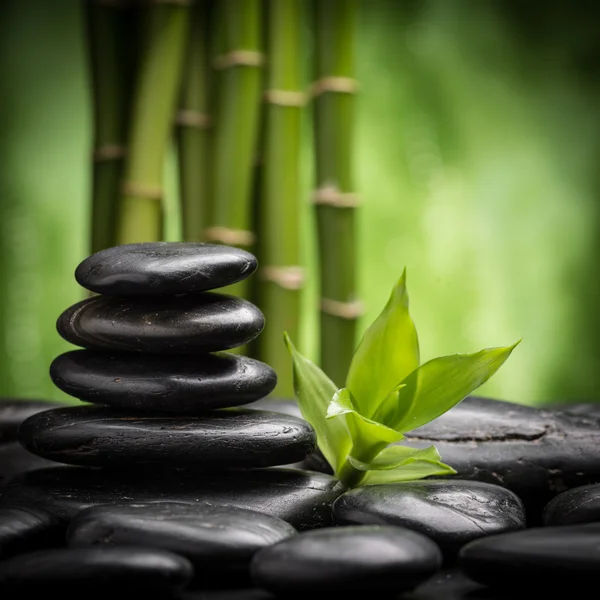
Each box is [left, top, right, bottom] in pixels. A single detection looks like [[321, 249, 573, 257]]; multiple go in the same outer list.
[[255, 0, 304, 397], [86, 0, 131, 253], [208, 0, 263, 300], [177, 0, 212, 242], [116, 0, 190, 244], [313, 0, 359, 387]]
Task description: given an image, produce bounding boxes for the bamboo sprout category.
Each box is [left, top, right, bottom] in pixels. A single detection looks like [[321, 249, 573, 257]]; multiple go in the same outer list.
[[86, 0, 131, 253], [177, 0, 212, 242], [313, 0, 359, 386], [256, 0, 304, 397], [208, 0, 263, 300], [116, 0, 190, 244]]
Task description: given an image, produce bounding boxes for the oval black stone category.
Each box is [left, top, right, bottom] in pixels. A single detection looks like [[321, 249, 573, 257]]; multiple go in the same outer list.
[[0, 506, 62, 559], [0, 443, 58, 488], [50, 350, 276, 412], [0, 398, 65, 444], [0, 466, 346, 530], [19, 405, 316, 469], [458, 523, 600, 589], [250, 525, 442, 593], [68, 502, 296, 578], [57, 293, 264, 354], [332, 480, 526, 557], [543, 483, 600, 526], [0, 545, 193, 594], [75, 242, 257, 296]]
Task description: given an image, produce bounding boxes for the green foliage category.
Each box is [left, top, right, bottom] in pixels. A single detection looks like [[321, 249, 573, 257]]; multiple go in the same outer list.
[[286, 270, 519, 488]]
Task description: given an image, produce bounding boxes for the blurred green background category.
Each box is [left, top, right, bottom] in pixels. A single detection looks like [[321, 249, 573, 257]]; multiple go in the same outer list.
[[1, 0, 599, 406]]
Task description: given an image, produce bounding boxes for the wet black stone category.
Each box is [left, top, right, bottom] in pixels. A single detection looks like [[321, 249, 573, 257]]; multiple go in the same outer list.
[[50, 350, 276, 412], [0, 398, 65, 444], [0, 443, 58, 488], [0, 466, 346, 530], [550, 401, 600, 420], [19, 405, 316, 469], [543, 483, 600, 526], [0, 545, 193, 594], [0, 506, 62, 559], [332, 480, 526, 557], [57, 293, 264, 354], [458, 523, 600, 589], [251, 525, 442, 593], [401, 395, 600, 521], [75, 242, 257, 296], [68, 502, 296, 579]]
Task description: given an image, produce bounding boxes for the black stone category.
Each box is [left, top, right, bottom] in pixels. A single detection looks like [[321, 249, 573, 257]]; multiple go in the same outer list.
[[19, 405, 316, 469], [332, 480, 526, 557], [0, 545, 193, 594], [0, 398, 65, 444], [68, 502, 296, 579], [0, 442, 58, 488], [458, 523, 600, 589], [548, 401, 600, 420], [543, 483, 600, 526], [401, 395, 600, 521], [0, 506, 62, 559], [75, 242, 257, 296], [0, 466, 346, 530], [251, 525, 442, 593], [57, 293, 264, 354], [50, 350, 276, 412]]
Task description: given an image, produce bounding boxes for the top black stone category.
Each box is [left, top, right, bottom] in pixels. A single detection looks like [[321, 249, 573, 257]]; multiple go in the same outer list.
[[75, 242, 257, 296]]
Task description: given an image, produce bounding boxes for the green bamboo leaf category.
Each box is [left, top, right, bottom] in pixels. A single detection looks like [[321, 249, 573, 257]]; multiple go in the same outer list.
[[284, 332, 351, 471], [391, 341, 521, 433], [361, 458, 457, 485], [345, 269, 420, 419], [327, 388, 404, 459], [348, 444, 443, 471]]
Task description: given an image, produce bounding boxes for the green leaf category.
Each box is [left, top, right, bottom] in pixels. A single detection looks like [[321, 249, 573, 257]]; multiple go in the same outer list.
[[284, 333, 351, 471], [327, 388, 404, 460], [348, 444, 444, 471], [390, 341, 521, 434], [360, 458, 457, 485], [345, 269, 420, 419]]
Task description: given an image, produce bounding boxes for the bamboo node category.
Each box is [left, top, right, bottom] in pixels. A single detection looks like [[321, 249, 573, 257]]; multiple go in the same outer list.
[[121, 181, 163, 200], [264, 90, 306, 107], [94, 144, 127, 162], [261, 266, 305, 290], [176, 110, 212, 129], [320, 298, 364, 320], [204, 226, 255, 247], [311, 76, 359, 97], [312, 184, 360, 208], [213, 50, 265, 70]]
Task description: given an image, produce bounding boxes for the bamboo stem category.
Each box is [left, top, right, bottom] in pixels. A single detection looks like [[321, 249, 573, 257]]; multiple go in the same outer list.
[[209, 0, 263, 300], [116, 0, 190, 244], [255, 0, 304, 397], [313, 0, 359, 387], [86, 0, 131, 253], [177, 0, 212, 242]]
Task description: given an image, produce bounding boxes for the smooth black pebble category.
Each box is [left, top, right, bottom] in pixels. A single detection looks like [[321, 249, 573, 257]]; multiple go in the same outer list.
[[0, 506, 62, 559], [250, 525, 442, 593], [0, 466, 345, 530], [332, 480, 526, 557], [0, 398, 64, 444], [18, 405, 316, 469], [543, 483, 600, 526], [459, 523, 600, 589], [57, 293, 264, 353], [0, 442, 58, 487], [0, 545, 193, 594], [68, 502, 296, 578], [75, 242, 257, 296], [50, 350, 276, 412]]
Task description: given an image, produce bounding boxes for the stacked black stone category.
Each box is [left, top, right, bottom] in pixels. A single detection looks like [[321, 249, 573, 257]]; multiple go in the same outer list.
[[18, 243, 317, 472]]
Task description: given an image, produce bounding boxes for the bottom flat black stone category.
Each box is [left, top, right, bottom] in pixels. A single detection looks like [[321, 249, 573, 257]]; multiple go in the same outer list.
[[0, 466, 346, 530], [0, 506, 62, 559], [0, 442, 59, 487], [0, 546, 193, 595]]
